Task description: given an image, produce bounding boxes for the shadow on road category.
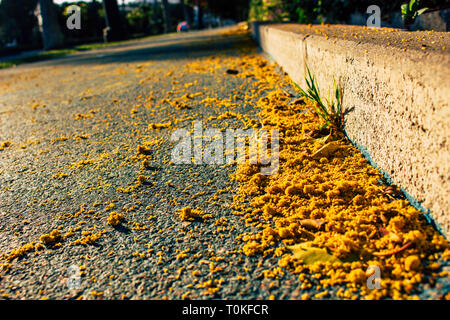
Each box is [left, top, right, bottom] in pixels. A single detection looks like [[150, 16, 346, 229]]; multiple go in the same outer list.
[[32, 31, 256, 68]]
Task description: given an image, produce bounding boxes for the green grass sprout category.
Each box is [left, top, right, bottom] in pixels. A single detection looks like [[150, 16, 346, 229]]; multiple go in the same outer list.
[[294, 66, 344, 130]]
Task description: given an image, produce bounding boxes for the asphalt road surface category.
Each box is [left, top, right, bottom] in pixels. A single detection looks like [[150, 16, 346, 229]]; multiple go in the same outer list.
[[0, 26, 447, 300]]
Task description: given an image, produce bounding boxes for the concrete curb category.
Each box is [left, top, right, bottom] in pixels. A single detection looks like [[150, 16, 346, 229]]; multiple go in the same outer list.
[[251, 22, 450, 238]]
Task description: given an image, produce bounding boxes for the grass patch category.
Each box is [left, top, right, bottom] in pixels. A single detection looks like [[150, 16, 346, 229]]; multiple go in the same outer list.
[[0, 61, 15, 69], [0, 49, 77, 69]]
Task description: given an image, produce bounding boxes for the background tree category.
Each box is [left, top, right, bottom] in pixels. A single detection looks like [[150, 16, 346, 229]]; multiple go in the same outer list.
[[0, 0, 40, 48], [207, 0, 250, 22], [249, 0, 450, 25], [102, 0, 125, 41], [180, 0, 192, 26], [39, 0, 64, 49], [161, 0, 172, 33]]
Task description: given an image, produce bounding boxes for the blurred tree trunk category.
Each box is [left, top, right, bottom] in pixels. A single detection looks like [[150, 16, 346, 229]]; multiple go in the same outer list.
[[161, 0, 171, 33], [180, 0, 192, 26], [102, 0, 124, 42], [196, 0, 204, 29], [198, 6, 204, 29], [38, 0, 64, 50]]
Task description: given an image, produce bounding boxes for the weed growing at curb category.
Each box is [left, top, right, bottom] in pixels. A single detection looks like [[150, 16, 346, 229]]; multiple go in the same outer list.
[[295, 67, 344, 130]]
